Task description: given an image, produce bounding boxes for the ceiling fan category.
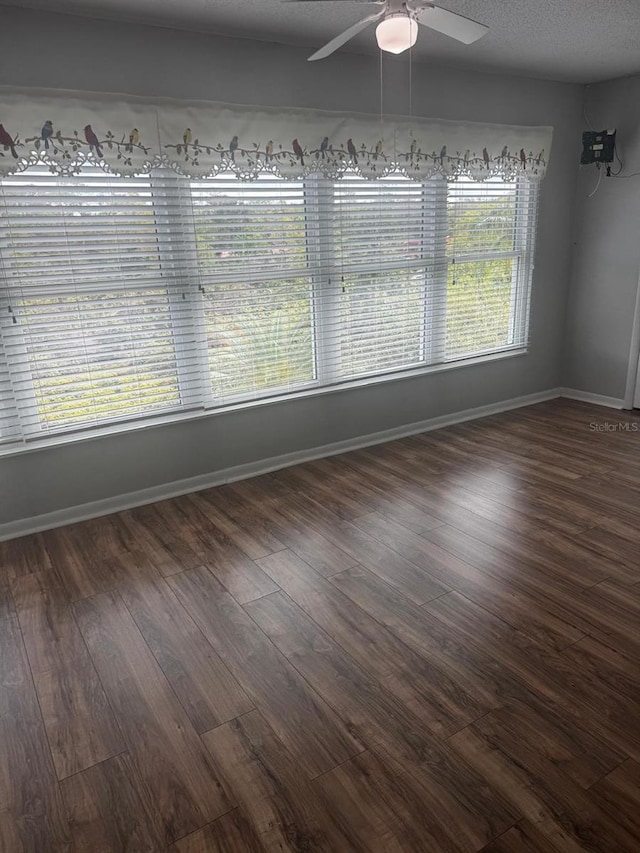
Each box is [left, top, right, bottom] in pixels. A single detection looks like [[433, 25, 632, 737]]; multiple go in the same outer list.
[[287, 0, 488, 61]]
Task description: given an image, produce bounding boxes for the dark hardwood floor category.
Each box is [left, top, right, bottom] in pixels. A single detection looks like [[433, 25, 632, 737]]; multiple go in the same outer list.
[[1, 397, 640, 852]]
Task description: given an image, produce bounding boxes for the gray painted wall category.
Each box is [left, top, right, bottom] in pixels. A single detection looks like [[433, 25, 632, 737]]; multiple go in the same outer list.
[[564, 76, 640, 401], [0, 7, 582, 526]]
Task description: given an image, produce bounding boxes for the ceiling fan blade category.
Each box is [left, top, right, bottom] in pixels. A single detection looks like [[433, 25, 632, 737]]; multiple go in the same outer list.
[[308, 9, 385, 60], [416, 5, 488, 44]]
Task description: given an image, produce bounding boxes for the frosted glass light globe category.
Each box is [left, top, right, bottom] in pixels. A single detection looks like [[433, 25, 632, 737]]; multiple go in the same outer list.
[[376, 14, 419, 54]]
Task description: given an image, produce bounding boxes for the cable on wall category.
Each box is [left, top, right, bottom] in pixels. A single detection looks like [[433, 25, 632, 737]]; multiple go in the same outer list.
[[588, 163, 603, 197]]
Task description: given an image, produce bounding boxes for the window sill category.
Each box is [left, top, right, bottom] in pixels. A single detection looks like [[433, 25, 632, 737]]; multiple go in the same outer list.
[[0, 348, 528, 459]]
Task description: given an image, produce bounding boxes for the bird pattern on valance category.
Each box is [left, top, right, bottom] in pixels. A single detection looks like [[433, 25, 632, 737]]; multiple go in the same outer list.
[[0, 87, 553, 181]]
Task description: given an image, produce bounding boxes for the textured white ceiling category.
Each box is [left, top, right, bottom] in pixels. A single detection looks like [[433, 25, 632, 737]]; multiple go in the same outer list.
[[1, 0, 639, 83]]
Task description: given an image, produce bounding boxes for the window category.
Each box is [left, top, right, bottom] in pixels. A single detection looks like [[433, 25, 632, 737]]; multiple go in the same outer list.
[[0, 166, 538, 446], [190, 175, 316, 403], [0, 170, 191, 439], [445, 179, 535, 360]]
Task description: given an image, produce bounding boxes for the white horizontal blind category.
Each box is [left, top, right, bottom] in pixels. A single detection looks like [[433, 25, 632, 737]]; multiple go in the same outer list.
[[189, 176, 317, 404], [0, 167, 197, 438], [327, 174, 445, 380], [445, 177, 538, 361], [0, 166, 538, 446], [309, 173, 537, 381]]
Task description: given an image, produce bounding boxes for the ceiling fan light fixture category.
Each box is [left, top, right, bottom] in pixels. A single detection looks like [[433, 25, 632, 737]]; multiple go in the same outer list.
[[375, 13, 418, 54]]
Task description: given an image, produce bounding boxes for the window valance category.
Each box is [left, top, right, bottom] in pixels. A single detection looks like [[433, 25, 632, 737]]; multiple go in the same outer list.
[[0, 87, 552, 181]]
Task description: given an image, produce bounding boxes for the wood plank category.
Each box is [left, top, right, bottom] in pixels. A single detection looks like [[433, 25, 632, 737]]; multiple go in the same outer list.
[[565, 625, 640, 670], [60, 752, 164, 853], [41, 514, 144, 601], [167, 566, 362, 778], [190, 487, 287, 561], [524, 475, 640, 531], [422, 489, 607, 587], [424, 591, 640, 763], [330, 565, 504, 708], [313, 745, 514, 853], [448, 723, 547, 831], [257, 550, 489, 736], [301, 455, 444, 533], [455, 413, 611, 477], [174, 809, 264, 853], [408, 431, 511, 473], [271, 492, 449, 604], [41, 526, 121, 602], [123, 504, 203, 576], [113, 550, 254, 733], [558, 633, 640, 705], [477, 698, 620, 790], [0, 584, 16, 621], [228, 481, 359, 577], [570, 525, 640, 578], [450, 714, 639, 853], [355, 442, 588, 536], [202, 709, 342, 851], [245, 591, 518, 852], [115, 505, 200, 577], [436, 468, 522, 503], [589, 759, 640, 841], [11, 569, 123, 779], [274, 464, 372, 521], [176, 495, 280, 604], [480, 819, 574, 853], [0, 532, 52, 584], [343, 462, 608, 592], [330, 566, 624, 777], [421, 523, 615, 634], [0, 616, 70, 853], [355, 513, 584, 651], [311, 751, 418, 853], [73, 590, 231, 845], [585, 577, 640, 617], [255, 550, 398, 673]]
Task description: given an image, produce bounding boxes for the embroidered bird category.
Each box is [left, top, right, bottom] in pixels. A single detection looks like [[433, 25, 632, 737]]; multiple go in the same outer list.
[[319, 136, 329, 159], [229, 135, 238, 161], [537, 148, 545, 163], [410, 138, 417, 159], [55, 129, 64, 146], [520, 148, 527, 167], [41, 120, 54, 150], [127, 128, 139, 152], [440, 145, 447, 164], [374, 139, 383, 160], [292, 138, 304, 166], [265, 140, 274, 161], [463, 149, 470, 166], [0, 124, 18, 159], [84, 124, 103, 158], [501, 145, 509, 159], [347, 138, 358, 164], [483, 147, 490, 168], [183, 127, 192, 148]]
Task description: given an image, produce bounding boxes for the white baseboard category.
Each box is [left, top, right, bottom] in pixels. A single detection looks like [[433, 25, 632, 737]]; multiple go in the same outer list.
[[558, 387, 626, 410], [0, 388, 561, 542]]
